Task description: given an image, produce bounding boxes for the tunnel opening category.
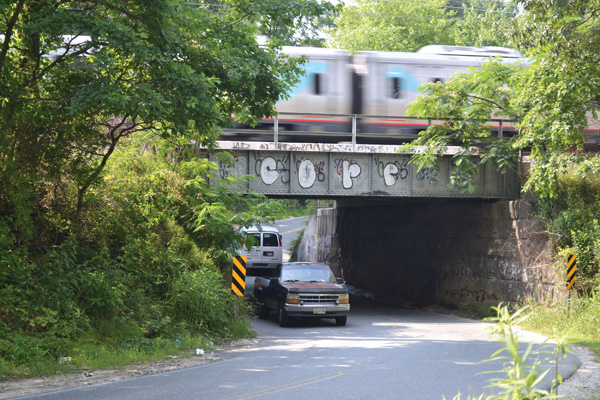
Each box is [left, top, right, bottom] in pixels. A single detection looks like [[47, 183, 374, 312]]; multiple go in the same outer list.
[[332, 197, 555, 308]]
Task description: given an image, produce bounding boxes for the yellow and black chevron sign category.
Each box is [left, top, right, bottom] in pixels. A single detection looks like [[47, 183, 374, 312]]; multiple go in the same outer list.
[[566, 254, 577, 291], [232, 256, 247, 297]]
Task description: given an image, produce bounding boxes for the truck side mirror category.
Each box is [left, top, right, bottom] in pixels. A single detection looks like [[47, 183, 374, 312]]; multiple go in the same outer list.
[[336, 277, 345, 284]]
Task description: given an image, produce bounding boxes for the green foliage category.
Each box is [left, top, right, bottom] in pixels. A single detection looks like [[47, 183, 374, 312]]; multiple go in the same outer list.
[[273, 199, 313, 218], [0, 0, 328, 381], [519, 291, 600, 357], [459, 296, 497, 319], [168, 269, 240, 337], [398, 0, 600, 199], [449, 1, 518, 47], [404, 59, 523, 191], [287, 228, 306, 262], [0, 136, 272, 378], [328, 0, 455, 52], [262, 0, 341, 47], [536, 174, 600, 285], [483, 305, 565, 399], [327, 0, 515, 52], [0, 0, 327, 251]]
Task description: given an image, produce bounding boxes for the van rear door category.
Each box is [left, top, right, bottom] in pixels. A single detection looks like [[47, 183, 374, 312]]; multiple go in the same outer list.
[[244, 232, 262, 264], [260, 232, 283, 266]]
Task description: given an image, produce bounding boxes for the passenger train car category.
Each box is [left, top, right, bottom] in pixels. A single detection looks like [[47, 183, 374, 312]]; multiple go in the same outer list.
[[228, 45, 526, 143]]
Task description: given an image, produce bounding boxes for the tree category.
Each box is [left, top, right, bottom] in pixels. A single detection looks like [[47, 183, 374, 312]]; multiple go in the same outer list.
[[450, 0, 519, 47], [403, 0, 600, 198], [0, 0, 326, 249], [326, 0, 514, 52], [261, 0, 342, 47], [403, 58, 525, 193], [327, 0, 455, 52], [509, 0, 600, 195]]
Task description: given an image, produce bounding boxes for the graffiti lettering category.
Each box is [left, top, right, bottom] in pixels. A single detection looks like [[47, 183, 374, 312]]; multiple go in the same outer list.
[[217, 155, 240, 180], [230, 142, 250, 150], [334, 158, 361, 189], [216, 141, 407, 153], [375, 157, 409, 186], [297, 159, 316, 189], [277, 156, 290, 184], [277, 143, 339, 152], [260, 157, 278, 185], [383, 164, 399, 186], [255, 155, 290, 185], [314, 161, 326, 183], [343, 161, 361, 189], [416, 166, 440, 184], [294, 155, 326, 189]]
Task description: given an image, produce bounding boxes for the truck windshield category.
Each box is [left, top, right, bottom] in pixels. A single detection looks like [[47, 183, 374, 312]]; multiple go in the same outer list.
[[281, 265, 335, 283]]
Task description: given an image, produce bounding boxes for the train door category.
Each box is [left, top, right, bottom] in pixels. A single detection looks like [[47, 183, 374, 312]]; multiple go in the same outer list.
[[304, 59, 335, 114], [351, 65, 363, 115], [276, 51, 338, 115], [381, 63, 420, 118], [359, 56, 421, 135]]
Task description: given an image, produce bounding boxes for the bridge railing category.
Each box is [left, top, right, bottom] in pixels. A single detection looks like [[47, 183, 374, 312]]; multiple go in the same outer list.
[[222, 112, 518, 151]]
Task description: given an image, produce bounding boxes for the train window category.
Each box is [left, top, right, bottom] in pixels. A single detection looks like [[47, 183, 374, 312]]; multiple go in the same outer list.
[[313, 73, 322, 95], [391, 77, 401, 99]]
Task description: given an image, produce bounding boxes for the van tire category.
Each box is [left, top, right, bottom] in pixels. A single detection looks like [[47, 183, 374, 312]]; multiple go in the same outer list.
[[335, 316, 347, 326]]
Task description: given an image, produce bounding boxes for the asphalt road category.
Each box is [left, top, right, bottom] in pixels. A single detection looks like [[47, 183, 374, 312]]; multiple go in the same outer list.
[[18, 302, 580, 400], [274, 216, 310, 262]]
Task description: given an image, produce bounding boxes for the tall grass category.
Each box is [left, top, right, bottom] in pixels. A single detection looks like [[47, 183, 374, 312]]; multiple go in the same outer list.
[[518, 291, 600, 357], [0, 331, 218, 379]]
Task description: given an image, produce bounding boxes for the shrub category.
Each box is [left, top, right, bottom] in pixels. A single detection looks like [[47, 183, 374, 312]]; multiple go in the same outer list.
[[537, 174, 600, 286], [168, 268, 249, 337], [0, 136, 275, 378]]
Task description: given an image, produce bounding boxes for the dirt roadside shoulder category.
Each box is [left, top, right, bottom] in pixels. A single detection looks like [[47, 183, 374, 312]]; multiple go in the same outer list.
[[558, 346, 600, 400], [0, 338, 260, 400]]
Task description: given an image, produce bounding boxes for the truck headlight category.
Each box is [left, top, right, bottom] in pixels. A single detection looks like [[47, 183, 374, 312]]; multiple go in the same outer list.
[[286, 293, 300, 304], [338, 293, 349, 304]]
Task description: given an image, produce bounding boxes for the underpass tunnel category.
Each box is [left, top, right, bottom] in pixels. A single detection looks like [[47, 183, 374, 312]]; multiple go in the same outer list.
[[336, 199, 461, 306], [331, 198, 550, 308]]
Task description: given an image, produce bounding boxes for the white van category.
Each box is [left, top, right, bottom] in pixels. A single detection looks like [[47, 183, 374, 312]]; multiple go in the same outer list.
[[238, 225, 283, 273]]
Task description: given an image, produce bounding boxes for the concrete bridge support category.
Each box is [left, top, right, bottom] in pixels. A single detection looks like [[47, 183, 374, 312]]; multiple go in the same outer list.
[[296, 207, 342, 277], [300, 200, 560, 307]]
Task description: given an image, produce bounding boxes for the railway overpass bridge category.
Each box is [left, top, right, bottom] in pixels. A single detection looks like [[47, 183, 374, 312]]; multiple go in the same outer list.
[[210, 112, 521, 200], [209, 140, 519, 200], [208, 123, 556, 308]]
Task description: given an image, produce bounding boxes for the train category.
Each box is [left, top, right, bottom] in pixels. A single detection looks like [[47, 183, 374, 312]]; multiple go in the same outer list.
[[32, 35, 598, 147], [226, 45, 526, 144], [32, 35, 527, 144]]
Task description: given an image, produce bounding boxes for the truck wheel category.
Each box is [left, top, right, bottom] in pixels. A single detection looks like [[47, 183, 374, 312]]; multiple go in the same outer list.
[[278, 304, 290, 327], [335, 316, 347, 326]]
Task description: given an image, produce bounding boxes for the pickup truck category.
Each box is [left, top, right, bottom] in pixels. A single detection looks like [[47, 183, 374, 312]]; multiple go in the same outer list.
[[253, 262, 350, 327]]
